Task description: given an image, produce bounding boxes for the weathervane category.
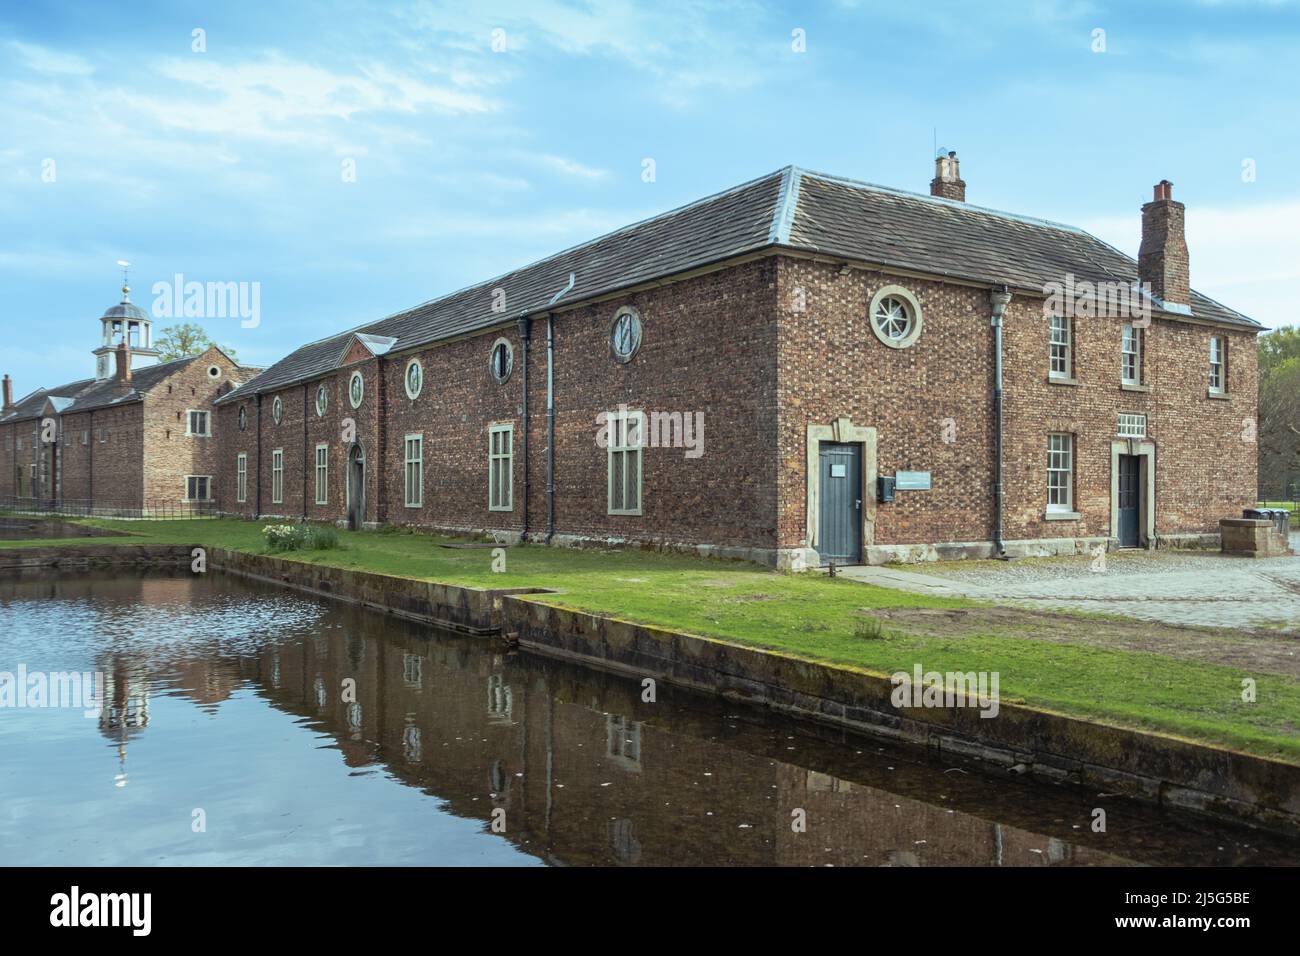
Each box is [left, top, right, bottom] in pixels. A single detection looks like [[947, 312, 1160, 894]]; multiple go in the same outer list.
[[116, 259, 131, 299]]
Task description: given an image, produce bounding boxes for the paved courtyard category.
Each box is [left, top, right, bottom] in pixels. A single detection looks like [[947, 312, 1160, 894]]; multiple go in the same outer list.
[[839, 533, 1300, 632]]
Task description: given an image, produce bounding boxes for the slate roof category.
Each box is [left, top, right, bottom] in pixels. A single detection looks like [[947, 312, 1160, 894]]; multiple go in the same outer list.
[[2, 352, 256, 423], [195, 165, 1259, 404]]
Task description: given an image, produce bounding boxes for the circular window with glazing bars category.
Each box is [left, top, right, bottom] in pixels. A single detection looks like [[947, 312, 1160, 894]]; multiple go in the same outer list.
[[610, 306, 642, 363], [349, 370, 364, 409], [868, 285, 923, 349], [315, 384, 328, 417], [489, 338, 513, 384], [405, 358, 423, 399]]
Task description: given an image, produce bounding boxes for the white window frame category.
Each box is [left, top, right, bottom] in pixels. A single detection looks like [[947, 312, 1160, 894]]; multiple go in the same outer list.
[[314, 443, 329, 505], [236, 453, 247, 503], [1117, 413, 1147, 439], [349, 370, 365, 409], [272, 448, 284, 504], [607, 408, 644, 516], [488, 423, 513, 512], [185, 475, 212, 502], [1049, 315, 1072, 379], [1209, 335, 1226, 394], [185, 409, 210, 437], [1047, 433, 1073, 513], [1121, 323, 1142, 385], [404, 358, 423, 400], [404, 433, 423, 508]]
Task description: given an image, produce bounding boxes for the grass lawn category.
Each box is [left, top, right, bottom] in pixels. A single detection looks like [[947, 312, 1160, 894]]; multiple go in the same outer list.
[[5, 516, 1300, 762]]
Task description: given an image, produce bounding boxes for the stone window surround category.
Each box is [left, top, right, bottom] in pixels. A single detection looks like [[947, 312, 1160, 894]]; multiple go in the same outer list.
[[868, 285, 923, 349], [804, 417, 877, 562]]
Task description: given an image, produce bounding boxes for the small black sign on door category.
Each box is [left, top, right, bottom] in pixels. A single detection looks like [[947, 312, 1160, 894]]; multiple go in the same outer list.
[[818, 443, 862, 565]]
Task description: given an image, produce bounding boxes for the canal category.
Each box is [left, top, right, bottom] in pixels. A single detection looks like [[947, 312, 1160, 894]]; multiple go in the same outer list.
[[2, 570, 1297, 866]]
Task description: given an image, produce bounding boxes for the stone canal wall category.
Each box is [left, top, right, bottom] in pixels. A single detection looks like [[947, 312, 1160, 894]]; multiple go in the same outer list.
[[207, 547, 548, 635], [0, 543, 194, 572]]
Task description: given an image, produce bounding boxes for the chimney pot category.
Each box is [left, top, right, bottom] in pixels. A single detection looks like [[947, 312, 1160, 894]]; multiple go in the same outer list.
[[1139, 179, 1190, 306]]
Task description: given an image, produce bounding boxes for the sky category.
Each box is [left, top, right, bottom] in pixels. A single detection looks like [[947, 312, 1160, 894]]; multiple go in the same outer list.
[[2, 0, 1298, 392]]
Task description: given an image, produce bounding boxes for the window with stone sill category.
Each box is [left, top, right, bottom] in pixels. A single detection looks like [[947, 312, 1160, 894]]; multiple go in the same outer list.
[[1050, 315, 1072, 379], [1047, 432, 1074, 513], [1121, 323, 1142, 386], [1209, 335, 1227, 394]]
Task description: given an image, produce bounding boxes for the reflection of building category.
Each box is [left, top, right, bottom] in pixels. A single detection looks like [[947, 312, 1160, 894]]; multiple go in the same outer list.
[[97, 660, 150, 789]]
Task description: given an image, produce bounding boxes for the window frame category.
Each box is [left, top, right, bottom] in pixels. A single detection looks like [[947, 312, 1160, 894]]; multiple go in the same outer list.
[[236, 452, 247, 503], [271, 448, 284, 504], [606, 407, 644, 517], [185, 475, 212, 502], [314, 443, 329, 505], [185, 409, 210, 437], [1046, 432, 1074, 513], [867, 285, 923, 350], [404, 359, 423, 400], [1049, 315, 1072, 379], [349, 370, 365, 409], [1209, 335, 1227, 394], [489, 338, 513, 384], [1121, 323, 1142, 386], [404, 433, 423, 508], [488, 423, 514, 512]]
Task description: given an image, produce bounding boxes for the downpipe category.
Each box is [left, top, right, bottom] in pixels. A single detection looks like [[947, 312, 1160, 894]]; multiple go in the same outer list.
[[990, 286, 1011, 559]]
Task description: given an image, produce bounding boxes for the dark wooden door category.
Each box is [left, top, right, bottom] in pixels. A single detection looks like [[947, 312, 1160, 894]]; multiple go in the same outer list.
[[1118, 455, 1140, 548], [818, 442, 862, 565]]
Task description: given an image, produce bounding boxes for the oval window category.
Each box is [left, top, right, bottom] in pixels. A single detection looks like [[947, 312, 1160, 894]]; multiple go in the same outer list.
[[315, 383, 328, 417], [238, 406, 247, 431], [868, 286, 924, 349], [349, 371, 364, 409], [610, 306, 642, 363], [489, 338, 513, 384], [271, 395, 284, 424], [405, 359, 423, 399], [207, 365, 222, 380]]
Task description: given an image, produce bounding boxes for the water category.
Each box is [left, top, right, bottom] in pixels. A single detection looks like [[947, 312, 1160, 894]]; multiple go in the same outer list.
[[1, 571, 1297, 867]]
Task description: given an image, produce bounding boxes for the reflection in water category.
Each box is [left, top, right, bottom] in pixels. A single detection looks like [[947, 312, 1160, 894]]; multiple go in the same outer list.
[[1, 570, 1298, 867]]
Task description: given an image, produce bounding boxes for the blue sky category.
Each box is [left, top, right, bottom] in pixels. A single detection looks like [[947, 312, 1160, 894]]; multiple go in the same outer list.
[[3, 0, 1298, 390]]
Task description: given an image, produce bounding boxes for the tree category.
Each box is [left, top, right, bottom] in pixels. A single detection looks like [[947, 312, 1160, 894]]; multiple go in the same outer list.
[[154, 322, 238, 363], [1258, 328, 1300, 500]]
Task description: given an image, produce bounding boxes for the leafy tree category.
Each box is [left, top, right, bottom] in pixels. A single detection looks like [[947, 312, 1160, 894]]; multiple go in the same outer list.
[[1258, 329, 1300, 499], [154, 322, 238, 363]]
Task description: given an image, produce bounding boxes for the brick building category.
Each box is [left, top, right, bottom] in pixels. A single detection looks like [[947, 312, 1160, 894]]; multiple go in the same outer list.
[[209, 156, 1255, 565], [0, 283, 254, 513]]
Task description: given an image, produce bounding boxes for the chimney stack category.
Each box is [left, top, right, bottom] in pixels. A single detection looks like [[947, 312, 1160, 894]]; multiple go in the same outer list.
[[114, 340, 132, 387], [930, 150, 966, 202], [1138, 179, 1189, 306], [2, 374, 12, 414]]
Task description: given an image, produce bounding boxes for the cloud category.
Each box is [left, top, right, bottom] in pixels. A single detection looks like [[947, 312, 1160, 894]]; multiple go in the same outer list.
[[537, 154, 608, 179], [7, 41, 94, 76]]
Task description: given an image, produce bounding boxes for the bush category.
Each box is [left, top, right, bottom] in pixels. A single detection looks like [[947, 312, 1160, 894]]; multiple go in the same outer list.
[[853, 617, 887, 641], [263, 523, 340, 552]]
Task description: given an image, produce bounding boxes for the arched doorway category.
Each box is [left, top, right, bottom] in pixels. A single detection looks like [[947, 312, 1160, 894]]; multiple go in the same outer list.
[[346, 444, 365, 530]]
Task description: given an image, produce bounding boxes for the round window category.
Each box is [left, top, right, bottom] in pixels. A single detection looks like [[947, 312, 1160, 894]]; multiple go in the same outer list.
[[610, 306, 642, 363], [271, 395, 283, 424], [315, 383, 328, 417], [405, 359, 423, 399], [868, 286, 923, 349], [489, 338, 513, 384], [349, 371, 364, 409], [207, 365, 222, 380], [238, 406, 247, 431]]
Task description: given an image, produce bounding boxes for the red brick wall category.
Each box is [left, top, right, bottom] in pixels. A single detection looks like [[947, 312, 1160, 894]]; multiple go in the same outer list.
[[775, 257, 996, 549], [142, 348, 241, 505]]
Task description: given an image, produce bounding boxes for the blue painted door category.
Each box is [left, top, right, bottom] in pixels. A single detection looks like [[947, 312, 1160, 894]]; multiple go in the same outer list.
[[1118, 455, 1140, 548], [818, 443, 862, 565]]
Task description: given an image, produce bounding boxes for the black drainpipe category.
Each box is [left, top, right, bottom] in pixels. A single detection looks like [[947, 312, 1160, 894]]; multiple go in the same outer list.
[[990, 286, 1011, 558], [302, 382, 309, 521], [545, 314, 556, 544], [254, 394, 263, 519], [517, 316, 532, 540]]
